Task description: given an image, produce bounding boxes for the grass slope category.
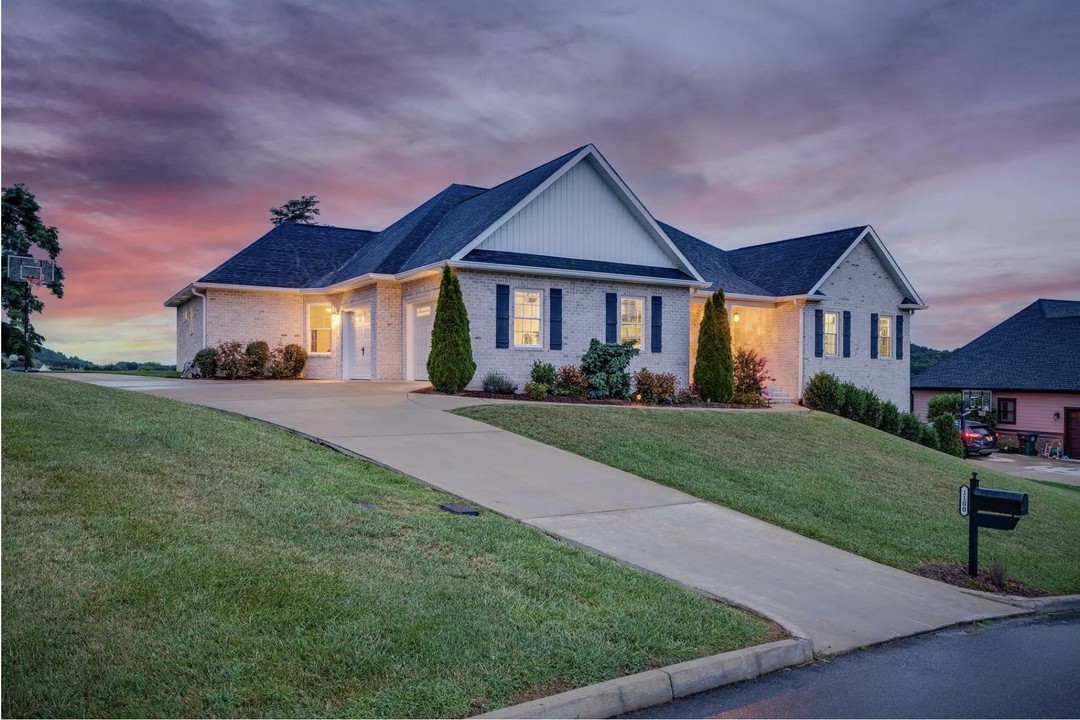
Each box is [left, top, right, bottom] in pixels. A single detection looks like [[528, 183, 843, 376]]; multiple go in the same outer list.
[[459, 405, 1080, 595], [1, 374, 767, 719]]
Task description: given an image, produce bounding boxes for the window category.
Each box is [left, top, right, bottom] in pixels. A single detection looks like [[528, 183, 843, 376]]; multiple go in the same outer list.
[[514, 290, 542, 347], [823, 312, 838, 356], [997, 398, 1016, 425], [878, 316, 892, 358], [309, 305, 332, 353], [621, 297, 643, 347]]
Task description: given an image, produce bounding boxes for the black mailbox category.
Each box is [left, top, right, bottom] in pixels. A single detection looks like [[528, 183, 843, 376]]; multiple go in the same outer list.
[[973, 487, 1028, 517]]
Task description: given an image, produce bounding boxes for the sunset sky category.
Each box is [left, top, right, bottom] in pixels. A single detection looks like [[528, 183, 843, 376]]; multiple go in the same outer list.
[[4, 0, 1079, 364]]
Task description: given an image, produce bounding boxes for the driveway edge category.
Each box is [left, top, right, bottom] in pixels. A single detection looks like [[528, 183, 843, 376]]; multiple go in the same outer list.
[[957, 589, 1080, 612], [476, 638, 813, 719]]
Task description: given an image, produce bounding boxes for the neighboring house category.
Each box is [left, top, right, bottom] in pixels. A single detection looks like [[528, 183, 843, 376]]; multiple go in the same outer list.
[[911, 299, 1080, 458], [167, 144, 924, 405]]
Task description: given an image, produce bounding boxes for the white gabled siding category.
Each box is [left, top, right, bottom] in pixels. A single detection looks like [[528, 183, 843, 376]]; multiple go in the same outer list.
[[477, 160, 679, 269]]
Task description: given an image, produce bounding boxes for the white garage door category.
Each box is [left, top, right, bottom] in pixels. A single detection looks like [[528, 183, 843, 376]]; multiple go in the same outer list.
[[412, 303, 435, 381]]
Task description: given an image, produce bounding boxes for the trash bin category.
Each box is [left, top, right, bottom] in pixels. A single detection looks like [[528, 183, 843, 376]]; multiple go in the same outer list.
[[1020, 433, 1040, 456]]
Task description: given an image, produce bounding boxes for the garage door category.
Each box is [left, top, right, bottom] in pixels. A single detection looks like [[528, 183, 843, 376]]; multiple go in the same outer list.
[[412, 303, 435, 381]]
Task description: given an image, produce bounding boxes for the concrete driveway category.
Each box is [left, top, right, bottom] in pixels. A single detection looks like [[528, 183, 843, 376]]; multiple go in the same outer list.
[[55, 373, 1022, 655], [967, 453, 1080, 487]]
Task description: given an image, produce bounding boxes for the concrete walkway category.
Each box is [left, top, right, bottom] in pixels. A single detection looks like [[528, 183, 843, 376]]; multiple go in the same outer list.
[[56, 374, 1021, 654]]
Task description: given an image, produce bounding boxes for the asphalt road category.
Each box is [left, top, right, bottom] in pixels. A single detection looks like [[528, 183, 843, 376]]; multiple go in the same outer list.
[[625, 610, 1080, 719]]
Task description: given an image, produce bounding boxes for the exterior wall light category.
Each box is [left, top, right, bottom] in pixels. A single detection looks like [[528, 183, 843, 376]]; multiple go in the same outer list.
[[733, 312, 740, 323], [1054, 411, 1061, 421]]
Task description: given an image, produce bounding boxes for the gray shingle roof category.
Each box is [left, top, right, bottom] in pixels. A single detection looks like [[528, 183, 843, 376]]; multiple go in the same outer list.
[[463, 249, 696, 281], [184, 147, 883, 302], [911, 299, 1080, 392], [198, 223, 375, 288]]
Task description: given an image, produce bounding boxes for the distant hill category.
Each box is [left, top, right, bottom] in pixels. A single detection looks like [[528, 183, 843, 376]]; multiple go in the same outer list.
[[910, 343, 954, 378], [1, 332, 174, 371]]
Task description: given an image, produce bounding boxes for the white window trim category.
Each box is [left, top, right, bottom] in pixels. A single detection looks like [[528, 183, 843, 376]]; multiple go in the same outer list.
[[620, 296, 645, 349], [878, 316, 892, 359], [512, 288, 544, 350], [307, 303, 334, 356], [823, 311, 839, 357]]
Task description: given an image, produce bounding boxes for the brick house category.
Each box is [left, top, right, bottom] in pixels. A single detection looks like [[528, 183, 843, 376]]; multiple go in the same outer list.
[[912, 299, 1080, 458], [167, 144, 924, 403]]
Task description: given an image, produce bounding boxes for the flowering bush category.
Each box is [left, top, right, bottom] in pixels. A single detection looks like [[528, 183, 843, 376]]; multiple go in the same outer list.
[[675, 383, 701, 405], [553, 364, 589, 398], [480, 371, 516, 395], [632, 368, 677, 404], [732, 347, 773, 406], [216, 340, 247, 379], [245, 340, 270, 375], [282, 343, 307, 377]]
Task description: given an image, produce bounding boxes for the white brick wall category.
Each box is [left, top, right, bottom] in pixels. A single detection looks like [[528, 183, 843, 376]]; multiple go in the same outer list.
[[206, 289, 305, 355], [176, 296, 204, 370], [801, 239, 912, 409], [730, 301, 801, 402], [455, 269, 692, 391]]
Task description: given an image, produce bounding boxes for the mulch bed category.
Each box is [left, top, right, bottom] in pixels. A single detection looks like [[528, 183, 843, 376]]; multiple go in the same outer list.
[[911, 563, 1048, 598], [416, 387, 764, 409]]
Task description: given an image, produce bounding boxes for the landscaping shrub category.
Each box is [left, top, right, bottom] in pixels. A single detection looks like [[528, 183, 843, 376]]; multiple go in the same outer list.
[[802, 371, 843, 413], [215, 340, 246, 379], [878, 401, 901, 435], [427, 265, 476, 393], [633, 368, 677, 404], [282, 343, 307, 377], [837, 381, 864, 421], [265, 345, 289, 378], [580, 338, 639, 399], [693, 289, 734, 403], [733, 347, 772, 406], [480, 371, 516, 395], [933, 414, 964, 457], [553, 364, 589, 398], [897, 412, 923, 442], [917, 423, 939, 450], [530, 360, 556, 387], [524, 381, 549, 401], [193, 348, 217, 378], [245, 340, 270, 375], [675, 384, 701, 405], [860, 389, 882, 428], [927, 394, 962, 421]]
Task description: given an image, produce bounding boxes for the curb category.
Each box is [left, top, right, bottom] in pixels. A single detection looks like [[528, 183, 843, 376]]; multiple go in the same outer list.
[[476, 638, 813, 719], [957, 589, 1080, 613]]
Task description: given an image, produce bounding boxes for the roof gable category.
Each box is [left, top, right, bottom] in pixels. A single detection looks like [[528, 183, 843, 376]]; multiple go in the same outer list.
[[911, 299, 1080, 392], [726, 227, 867, 297], [659, 222, 772, 296]]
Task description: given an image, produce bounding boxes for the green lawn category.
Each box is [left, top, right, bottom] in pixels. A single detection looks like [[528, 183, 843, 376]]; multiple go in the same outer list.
[[50, 368, 182, 377], [1, 374, 768, 719], [458, 405, 1080, 595]]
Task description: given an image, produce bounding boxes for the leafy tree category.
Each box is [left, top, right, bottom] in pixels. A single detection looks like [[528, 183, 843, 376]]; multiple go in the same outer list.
[[426, 265, 475, 393], [2, 184, 64, 356], [910, 343, 953, 378], [693, 288, 734, 402], [270, 195, 321, 226]]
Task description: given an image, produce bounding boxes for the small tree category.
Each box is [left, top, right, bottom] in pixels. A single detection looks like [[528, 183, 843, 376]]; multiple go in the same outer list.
[[426, 265, 476, 393], [933, 414, 964, 457], [694, 289, 734, 402], [803, 370, 843, 413], [270, 195, 321, 226]]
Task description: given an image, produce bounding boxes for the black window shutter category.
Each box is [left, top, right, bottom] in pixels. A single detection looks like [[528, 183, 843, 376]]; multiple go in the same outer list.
[[870, 313, 879, 359], [896, 315, 904, 360], [651, 296, 662, 353], [550, 289, 563, 350], [606, 293, 618, 344], [496, 285, 510, 349], [842, 311, 851, 357], [814, 309, 824, 357]]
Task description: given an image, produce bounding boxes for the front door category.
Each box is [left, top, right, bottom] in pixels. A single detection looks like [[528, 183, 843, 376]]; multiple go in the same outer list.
[[412, 303, 435, 381], [346, 307, 372, 380], [1067, 409, 1080, 460]]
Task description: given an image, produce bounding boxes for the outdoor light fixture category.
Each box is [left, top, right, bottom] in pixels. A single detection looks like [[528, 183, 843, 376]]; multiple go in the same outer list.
[[1054, 411, 1061, 421], [733, 312, 740, 322]]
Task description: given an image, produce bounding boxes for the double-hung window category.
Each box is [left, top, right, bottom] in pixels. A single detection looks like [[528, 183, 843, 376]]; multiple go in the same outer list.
[[997, 398, 1016, 425], [823, 312, 838, 356], [878, 316, 892, 358], [514, 290, 542, 347], [621, 297, 643, 348], [309, 305, 332, 353]]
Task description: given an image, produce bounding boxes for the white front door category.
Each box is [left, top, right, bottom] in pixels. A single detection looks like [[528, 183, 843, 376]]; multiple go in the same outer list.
[[412, 303, 435, 381], [345, 307, 372, 380]]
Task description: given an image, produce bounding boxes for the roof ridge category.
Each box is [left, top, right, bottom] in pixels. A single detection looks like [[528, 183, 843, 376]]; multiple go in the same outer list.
[[729, 225, 868, 253]]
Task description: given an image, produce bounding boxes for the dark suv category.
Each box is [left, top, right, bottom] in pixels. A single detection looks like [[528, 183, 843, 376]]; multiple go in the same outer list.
[[961, 421, 999, 457]]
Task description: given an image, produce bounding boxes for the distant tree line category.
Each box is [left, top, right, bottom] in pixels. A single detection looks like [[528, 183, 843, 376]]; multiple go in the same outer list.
[[910, 343, 954, 378]]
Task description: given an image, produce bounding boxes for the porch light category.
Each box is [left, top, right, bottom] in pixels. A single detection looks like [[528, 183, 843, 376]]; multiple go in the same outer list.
[[733, 312, 740, 322], [1054, 412, 1061, 421]]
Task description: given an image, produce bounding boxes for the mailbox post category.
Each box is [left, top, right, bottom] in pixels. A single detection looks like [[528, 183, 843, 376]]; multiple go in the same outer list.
[[961, 471, 1028, 576]]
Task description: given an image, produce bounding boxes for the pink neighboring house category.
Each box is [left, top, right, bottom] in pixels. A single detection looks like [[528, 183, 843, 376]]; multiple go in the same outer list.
[[911, 299, 1080, 459]]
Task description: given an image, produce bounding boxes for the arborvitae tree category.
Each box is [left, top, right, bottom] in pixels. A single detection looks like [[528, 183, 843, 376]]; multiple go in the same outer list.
[[426, 265, 476, 393], [693, 288, 735, 402]]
